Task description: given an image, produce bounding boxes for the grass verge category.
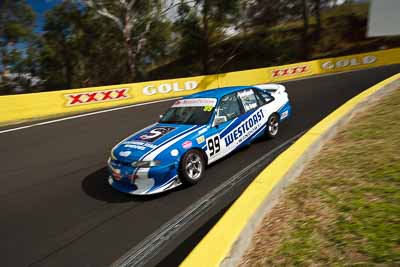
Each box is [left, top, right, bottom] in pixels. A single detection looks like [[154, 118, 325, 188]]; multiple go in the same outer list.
[[240, 88, 400, 266]]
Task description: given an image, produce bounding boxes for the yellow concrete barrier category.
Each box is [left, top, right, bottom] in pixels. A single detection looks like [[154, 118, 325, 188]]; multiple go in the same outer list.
[[317, 49, 394, 73], [0, 48, 399, 126], [0, 75, 216, 125]]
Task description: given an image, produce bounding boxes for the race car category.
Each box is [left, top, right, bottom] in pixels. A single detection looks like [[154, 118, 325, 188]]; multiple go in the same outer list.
[[108, 84, 292, 195]]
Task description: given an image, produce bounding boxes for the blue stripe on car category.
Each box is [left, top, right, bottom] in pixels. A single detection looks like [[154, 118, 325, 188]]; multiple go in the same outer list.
[[220, 110, 258, 138]]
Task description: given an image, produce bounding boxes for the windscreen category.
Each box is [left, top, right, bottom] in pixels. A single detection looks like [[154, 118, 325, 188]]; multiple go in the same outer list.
[[159, 98, 217, 125]]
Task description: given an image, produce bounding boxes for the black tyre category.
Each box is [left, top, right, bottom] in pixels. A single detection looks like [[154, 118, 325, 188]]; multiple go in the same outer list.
[[179, 150, 205, 185], [265, 113, 279, 138]]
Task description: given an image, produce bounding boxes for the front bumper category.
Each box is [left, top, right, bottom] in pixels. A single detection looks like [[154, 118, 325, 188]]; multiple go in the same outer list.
[[107, 160, 181, 195]]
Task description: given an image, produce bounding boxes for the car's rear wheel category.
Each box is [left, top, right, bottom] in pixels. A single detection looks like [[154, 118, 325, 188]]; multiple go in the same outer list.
[[266, 113, 279, 138], [179, 150, 205, 185]]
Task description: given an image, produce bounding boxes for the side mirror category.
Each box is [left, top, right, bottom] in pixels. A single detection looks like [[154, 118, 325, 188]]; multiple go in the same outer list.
[[213, 116, 227, 127]]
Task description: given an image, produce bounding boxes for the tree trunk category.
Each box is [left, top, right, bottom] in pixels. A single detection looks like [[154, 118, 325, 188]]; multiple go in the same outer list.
[[315, 0, 321, 40], [301, 0, 309, 60], [201, 0, 210, 75], [65, 62, 73, 89], [62, 42, 73, 89], [123, 28, 137, 81]]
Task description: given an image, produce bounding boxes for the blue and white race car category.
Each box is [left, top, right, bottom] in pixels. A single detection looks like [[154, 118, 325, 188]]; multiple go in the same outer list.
[[108, 84, 292, 195]]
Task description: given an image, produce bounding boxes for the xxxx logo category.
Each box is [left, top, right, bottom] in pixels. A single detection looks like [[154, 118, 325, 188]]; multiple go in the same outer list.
[[65, 88, 129, 106], [271, 65, 310, 78]]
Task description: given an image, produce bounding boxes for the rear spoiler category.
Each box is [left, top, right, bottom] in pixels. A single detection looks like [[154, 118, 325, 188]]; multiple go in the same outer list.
[[254, 83, 286, 95]]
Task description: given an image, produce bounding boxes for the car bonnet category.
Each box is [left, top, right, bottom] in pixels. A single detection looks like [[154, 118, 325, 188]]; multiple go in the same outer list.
[[112, 123, 201, 162]]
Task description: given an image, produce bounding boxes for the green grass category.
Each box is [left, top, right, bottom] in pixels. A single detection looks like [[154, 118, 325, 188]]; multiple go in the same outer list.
[[241, 88, 400, 266]]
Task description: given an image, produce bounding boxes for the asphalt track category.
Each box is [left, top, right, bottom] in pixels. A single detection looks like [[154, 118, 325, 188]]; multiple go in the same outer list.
[[0, 65, 399, 267]]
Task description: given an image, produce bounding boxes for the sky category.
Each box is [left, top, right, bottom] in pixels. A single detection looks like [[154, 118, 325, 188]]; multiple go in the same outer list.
[[26, 0, 63, 33], [26, 0, 179, 33]]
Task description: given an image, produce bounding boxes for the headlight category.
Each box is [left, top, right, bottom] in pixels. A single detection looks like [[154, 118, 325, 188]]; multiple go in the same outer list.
[[131, 160, 161, 168]]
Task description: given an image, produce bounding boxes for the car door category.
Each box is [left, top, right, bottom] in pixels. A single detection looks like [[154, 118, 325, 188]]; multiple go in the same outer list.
[[205, 92, 244, 164], [234, 88, 269, 145]]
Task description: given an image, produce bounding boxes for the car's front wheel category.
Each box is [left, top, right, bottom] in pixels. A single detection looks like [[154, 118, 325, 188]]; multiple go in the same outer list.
[[179, 150, 205, 185], [265, 113, 279, 138]]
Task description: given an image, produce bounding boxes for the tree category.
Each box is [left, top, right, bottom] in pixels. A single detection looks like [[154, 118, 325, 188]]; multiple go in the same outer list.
[[38, 0, 172, 89], [40, 1, 84, 89], [175, 0, 239, 74], [82, 0, 172, 81], [0, 0, 36, 93], [263, 0, 312, 59], [314, 0, 321, 40], [174, 2, 202, 57], [312, 0, 337, 40], [301, 0, 309, 59], [245, 0, 284, 28]]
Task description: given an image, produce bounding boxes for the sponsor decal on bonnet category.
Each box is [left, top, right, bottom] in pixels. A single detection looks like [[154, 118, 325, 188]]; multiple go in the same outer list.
[[124, 144, 145, 150], [119, 151, 132, 157], [136, 127, 175, 143], [123, 141, 157, 149]]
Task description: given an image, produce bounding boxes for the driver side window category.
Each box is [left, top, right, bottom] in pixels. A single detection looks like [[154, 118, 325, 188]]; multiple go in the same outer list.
[[214, 93, 242, 125]]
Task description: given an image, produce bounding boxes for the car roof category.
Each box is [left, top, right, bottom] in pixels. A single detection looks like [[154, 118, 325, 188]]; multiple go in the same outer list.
[[184, 86, 254, 100]]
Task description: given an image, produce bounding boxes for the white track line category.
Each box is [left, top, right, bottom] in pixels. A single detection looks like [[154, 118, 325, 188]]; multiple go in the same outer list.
[[0, 97, 180, 134]]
